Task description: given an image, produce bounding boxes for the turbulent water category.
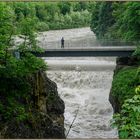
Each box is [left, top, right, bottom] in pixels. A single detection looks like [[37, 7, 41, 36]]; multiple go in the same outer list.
[[45, 57, 118, 138], [40, 27, 118, 138]]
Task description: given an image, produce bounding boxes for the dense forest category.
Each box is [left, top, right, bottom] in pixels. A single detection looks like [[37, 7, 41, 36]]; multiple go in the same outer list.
[[90, 2, 140, 45], [8, 2, 93, 32]]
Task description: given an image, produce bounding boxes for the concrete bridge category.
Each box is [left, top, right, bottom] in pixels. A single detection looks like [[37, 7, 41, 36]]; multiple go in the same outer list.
[[34, 46, 136, 57]]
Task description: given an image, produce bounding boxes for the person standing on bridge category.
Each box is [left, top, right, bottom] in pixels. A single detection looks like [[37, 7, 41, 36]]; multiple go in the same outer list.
[[61, 37, 64, 48]]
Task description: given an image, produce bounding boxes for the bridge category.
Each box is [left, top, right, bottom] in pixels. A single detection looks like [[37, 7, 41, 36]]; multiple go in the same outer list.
[[34, 46, 136, 57]]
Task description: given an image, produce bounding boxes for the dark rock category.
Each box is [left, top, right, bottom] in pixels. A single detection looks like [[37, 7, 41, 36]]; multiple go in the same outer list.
[[47, 96, 65, 114], [109, 89, 121, 113], [0, 70, 65, 138], [47, 123, 65, 139], [116, 56, 140, 66]]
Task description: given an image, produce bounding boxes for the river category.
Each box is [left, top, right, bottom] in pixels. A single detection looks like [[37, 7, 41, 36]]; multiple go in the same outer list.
[[42, 27, 118, 138]]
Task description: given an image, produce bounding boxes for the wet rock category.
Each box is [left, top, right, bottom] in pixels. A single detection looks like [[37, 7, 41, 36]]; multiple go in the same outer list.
[[109, 91, 121, 113]]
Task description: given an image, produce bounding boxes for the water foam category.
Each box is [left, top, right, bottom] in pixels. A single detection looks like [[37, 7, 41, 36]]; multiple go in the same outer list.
[[46, 57, 118, 138]]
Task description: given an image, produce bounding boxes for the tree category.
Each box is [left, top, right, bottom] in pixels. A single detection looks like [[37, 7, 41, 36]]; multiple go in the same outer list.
[[35, 4, 46, 21], [90, 2, 101, 38], [114, 2, 140, 42], [18, 17, 38, 52], [90, 2, 115, 39], [90, 1, 140, 43], [0, 4, 46, 77], [0, 3, 15, 66], [58, 2, 71, 15]]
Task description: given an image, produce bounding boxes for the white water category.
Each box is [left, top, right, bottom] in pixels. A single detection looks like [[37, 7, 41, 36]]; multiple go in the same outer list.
[[45, 57, 118, 138], [39, 27, 118, 138]]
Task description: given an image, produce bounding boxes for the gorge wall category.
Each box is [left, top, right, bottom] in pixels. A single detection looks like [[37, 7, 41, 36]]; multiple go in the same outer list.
[[0, 70, 65, 138]]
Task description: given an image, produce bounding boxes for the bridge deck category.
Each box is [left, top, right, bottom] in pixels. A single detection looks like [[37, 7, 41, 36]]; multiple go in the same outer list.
[[34, 46, 136, 57]]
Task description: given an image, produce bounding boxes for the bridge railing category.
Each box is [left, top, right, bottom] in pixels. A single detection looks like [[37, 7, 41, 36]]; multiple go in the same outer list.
[[99, 39, 138, 46], [38, 39, 137, 49]]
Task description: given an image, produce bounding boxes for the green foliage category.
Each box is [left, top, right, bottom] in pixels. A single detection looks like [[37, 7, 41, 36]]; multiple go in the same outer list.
[[1, 98, 29, 121], [0, 53, 47, 77], [111, 67, 140, 138], [90, 2, 140, 44], [58, 2, 71, 15], [114, 2, 140, 42], [0, 14, 47, 77], [135, 85, 140, 94], [17, 17, 43, 53], [112, 88, 140, 139], [0, 3, 15, 65], [0, 76, 31, 122], [11, 2, 92, 31], [132, 46, 140, 57], [36, 22, 49, 32], [0, 3, 47, 123], [112, 67, 138, 105], [90, 2, 114, 40], [89, 2, 140, 138], [13, 2, 36, 19]]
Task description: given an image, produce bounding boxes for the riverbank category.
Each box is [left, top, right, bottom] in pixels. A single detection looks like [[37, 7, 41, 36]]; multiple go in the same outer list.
[[109, 56, 140, 138]]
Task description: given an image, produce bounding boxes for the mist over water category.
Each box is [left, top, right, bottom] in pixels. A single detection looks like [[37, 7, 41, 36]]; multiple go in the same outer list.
[[45, 57, 118, 138]]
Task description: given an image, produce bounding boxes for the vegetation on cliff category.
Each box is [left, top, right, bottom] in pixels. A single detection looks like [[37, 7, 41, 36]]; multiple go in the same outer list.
[[0, 3, 46, 77], [111, 67, 138, 105], [0, 2, 45, 122], [90, 1, 140, 138], [110, 59, 140, 139], [0, 3, 65, 138], [112, 93, 140, 139]]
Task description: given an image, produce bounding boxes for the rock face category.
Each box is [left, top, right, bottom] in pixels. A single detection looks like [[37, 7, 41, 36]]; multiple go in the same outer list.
[[0, 70, 65, 138], [109, 56, 140, 113]]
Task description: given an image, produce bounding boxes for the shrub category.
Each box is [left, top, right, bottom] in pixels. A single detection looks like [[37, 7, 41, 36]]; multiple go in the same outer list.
[[132, 46, 140, 57], [36, 22, 49, 32], [112, 86, 140, 139], [111, 67, 138, 105]]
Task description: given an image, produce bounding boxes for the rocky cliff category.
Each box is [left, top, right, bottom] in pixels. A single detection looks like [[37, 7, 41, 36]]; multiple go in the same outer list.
[[0, 70, 65, 138]]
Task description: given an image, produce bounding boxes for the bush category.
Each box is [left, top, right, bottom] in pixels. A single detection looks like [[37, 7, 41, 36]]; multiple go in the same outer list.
[[132, 46, 140, 57], [112, 67, 138, 105], [111, 67, 140, 139], [36, 22, 49, 32], [112, 86, 140, 139]]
